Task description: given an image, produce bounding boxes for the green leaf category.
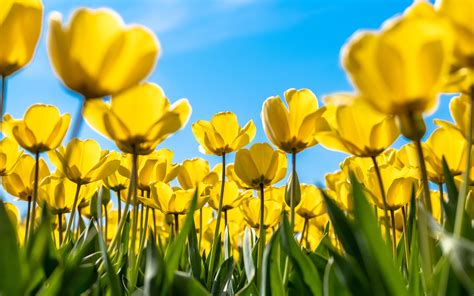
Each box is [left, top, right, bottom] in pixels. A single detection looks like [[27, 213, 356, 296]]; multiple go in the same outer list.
[[172, 271, 209, 295], [224, 225, 231, 260], [242, 228, 255, 284], [188, 218, 202, 280], [323, 258, 351, 296], [0, 201, 23, 295], [349, 173, 408, 296], [144, 233, 165, 296], [261, 228, 284, 296], [280, 212, 322, 296], [408, 225, 421, 296], [211, 257, 234, 296]]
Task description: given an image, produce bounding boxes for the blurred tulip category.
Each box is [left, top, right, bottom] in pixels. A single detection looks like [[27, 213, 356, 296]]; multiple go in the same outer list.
[[423, 126, 466, 184], [395, 143, 419, 169], [296, 184, 325, 220], [3, 104, 70, 153], [325, 170, 352, 211], [132, 149, 178, 192], [4, 202, 20, 229], [49, 139, 119, 185], [316, 94, 399, 157], [103, 152, 129, 192], [0, 137, 23, 176], [240, 198, 281, 230], [84, 82, 191, 155], [2, 154, 49, 201], [234, 143, 287, 189], [0, 0, 43, 77], [435, 95, 474, 139], [208, 180, 246, 211], [261, 88, 326, 153], [48, 8, 159, 99], [192, 112, 256, 155], [177, 158, 218, 190], [342, 2, 453, 139]]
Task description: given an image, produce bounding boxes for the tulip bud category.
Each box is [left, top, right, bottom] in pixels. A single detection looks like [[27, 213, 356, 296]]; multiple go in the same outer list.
[[396, 112, 426, 141], [285, 171, 301, 208]]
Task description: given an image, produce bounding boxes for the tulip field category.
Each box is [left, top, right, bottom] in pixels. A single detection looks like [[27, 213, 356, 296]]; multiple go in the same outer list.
[[1, 0, 473, 295]]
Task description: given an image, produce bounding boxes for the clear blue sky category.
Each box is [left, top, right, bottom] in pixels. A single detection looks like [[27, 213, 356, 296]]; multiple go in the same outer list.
[[3, 0, 453, 210]]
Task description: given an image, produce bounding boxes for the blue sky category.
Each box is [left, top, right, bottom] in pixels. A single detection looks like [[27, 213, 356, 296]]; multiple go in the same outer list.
[[3, 0, 454, 208]]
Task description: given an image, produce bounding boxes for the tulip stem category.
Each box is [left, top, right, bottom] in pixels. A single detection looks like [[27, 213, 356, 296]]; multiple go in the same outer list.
[[414, 140, 433, 213], [401, 206, 410, 272], [207, 153, 226, 284], [438, 182, 444, 223], [224, 209, 228, 228], [152, 209, 157, 238], [116, 189, 122, 222], [390, 209, 397, 258], [109, 153, 138, 252], [104, 205, 108, 241], [58, 212, 63, 246], [370, 155, 393, 255], [29, 151, 41, 240], [300, 218, 308, 246], [199, 208, 203, 250], [174, 213, 180, 235], [24, 196, 32, 244], [454, 86, 474, 237], [64, 183, 81, 244], [257, 183, 266, 285], [0, 75, 5, 119], [290, 151, 296, 229], [69, 100, 84, 140]]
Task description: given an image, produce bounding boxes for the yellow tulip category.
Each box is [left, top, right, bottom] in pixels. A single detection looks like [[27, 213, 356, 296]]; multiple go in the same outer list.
[[435, 95, 473, 139], [48, 8, 159, 99], [4, 202, 20, 229], [177, 158, 218, 190], [263, 185, 286, 203], [325, 170, 352, 211], [316, 94, 399, 157], [0, 0, 43, 76], [142, 182, 207, 215], [234, 143, 287, 189], [395, 143, 419, 169], [84, 82, 191, 155], [102, 152, 129, 192], [342, 1, 453, 135], [194, 206, 214, 232], [423, 126, 466, 184], [261, 88, 327, 153], [49, 138, 120, 185], [39, 172, 97, 214], [2, 104, 70, 153], [2, 154, 49, 201], [208, 180, 246, 211], [436, 0, 474, 71], [192, 112, 256, 155], [296, 184, 325, 220], [0, 137, 23, 176], [240, 198, 281, 230]]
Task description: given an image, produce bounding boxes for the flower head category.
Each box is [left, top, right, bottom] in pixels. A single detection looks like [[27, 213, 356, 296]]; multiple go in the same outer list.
[[84, 82, 191, 155], [48, 8, 159, 99], [296, 184, 325, 220], [0, 137, 23, 176], [0, 0, 43, 76], [262, 88, 327, 153], [192, 112, 256, 155]]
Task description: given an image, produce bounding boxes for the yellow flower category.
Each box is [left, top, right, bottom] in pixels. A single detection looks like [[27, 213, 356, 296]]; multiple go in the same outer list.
[[177, 158, 218, 190], [0, 0, 43, 76], [2, 104, 70, 153], [102, 152, 129, 191], [325, 170, 352, 211], [261, 88, 327, 153], [208, 180, 246, 211], [2, 154, 49, 201], [423, 126, 466, 183], [39, 172, 97, 214], [194, 206, 214, 232], [395, 144, 419, 169], [192, 112, 256, 155], [435, 95, 473, 139], [436, 0, 474, 70], [342, 2, 453, 116], [49, 138, 120, 185], [234, 143, 287, 189], [240, 198, 281, 229], [84, 82, 191, 155], [296, 184, 325, 220], [316, 94, 399, 157], [0, 137, 23, 176], [4, 202, 20, 229], [142, 182, 207, 215], [48, 8, 159, 99]]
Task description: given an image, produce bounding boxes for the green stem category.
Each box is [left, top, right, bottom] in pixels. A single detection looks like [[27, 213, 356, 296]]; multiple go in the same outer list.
[[414, 140, 433, 213], [390, 210, 397, 258], [290, 151, 296, 229], [454, 86, 474, 236], [64, 183, 81, 244], [116, 189, 122, 222], [28, 151, 40, 240], [0, 75, 5, 119], [300, 217, 308, 246], [174, 213, 179, 235], [257, 183, 266, 285], [401, 207, 410, 273], [438, 182, 444, 223], [109, 153, 138, 252], [104, 205, 108, 240], [370, 155, 393, 254], [24, 196, 31, 244], [199, 208, 203, 250], [58, 212, 63, 246]]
